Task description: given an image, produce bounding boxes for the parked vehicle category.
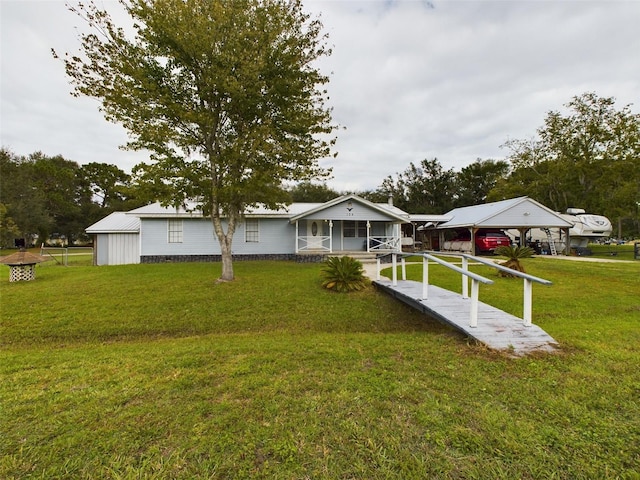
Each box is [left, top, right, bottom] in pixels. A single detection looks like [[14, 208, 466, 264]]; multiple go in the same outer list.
[[443, 229, 511, 254]]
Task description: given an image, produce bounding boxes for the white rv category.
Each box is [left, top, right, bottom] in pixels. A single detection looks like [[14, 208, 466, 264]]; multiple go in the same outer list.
[[507, 208, 612, 254]]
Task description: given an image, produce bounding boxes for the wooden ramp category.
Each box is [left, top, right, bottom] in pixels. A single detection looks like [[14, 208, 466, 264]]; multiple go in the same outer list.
[[373, 279, 559, 356]]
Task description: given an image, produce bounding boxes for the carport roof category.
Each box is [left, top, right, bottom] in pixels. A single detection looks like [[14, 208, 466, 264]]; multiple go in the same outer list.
[[436, 197, 573, 230]]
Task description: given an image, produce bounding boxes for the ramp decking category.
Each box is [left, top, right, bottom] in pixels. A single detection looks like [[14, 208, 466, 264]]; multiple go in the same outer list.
[[373, 278, 559, 356]]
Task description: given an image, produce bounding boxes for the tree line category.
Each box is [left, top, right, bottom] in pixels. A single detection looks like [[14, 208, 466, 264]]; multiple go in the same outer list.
[[1, 93, 638, 248], [0, 150, 144, 247]]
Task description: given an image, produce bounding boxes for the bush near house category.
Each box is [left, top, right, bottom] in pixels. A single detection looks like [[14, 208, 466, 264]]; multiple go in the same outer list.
[[320, 255, 368, 292]]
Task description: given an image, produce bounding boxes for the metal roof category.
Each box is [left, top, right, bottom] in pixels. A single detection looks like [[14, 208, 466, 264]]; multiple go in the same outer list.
[[125, 196, 410, 222], [437, 197, 574, 230], [408, 214, 452, 223], [86, 212, 141, 234], [128, 201, 325, 218]]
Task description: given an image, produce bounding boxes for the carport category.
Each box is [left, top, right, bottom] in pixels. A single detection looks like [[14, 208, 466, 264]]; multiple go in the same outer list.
[[432, 197, 574, 255]]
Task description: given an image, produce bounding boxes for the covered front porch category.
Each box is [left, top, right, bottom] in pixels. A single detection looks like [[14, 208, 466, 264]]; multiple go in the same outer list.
[[294, 218, 402, 254], [290, 194, 409, 255]]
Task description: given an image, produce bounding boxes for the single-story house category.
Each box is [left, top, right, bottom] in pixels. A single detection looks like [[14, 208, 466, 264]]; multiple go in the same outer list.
[[429, 196, 574, 255], [86, 194, 444, 266]]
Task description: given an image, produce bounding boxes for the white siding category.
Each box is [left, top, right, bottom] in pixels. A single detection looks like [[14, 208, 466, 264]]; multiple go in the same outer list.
[[95, 233, 140, 265], [95, 234, 109, 265], [140, 218, 297, 255], [481, 201, 572, 228]]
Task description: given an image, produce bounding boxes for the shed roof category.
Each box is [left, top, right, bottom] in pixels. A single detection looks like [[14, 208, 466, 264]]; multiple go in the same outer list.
[[437, 197, 573, 230], [86, 212, 141, 234]]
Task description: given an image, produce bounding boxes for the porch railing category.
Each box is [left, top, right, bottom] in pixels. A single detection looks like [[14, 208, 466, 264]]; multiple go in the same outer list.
[[296, 236, 331, 252], [368, 236, 400, 252]]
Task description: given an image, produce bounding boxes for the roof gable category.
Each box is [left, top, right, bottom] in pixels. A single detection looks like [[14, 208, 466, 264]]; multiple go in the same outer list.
[[289, 194, 409, 223], [438, 197, 573, 229]]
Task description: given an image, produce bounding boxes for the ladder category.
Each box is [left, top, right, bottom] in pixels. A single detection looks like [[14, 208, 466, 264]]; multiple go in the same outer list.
[[542, 228, 557, 256]]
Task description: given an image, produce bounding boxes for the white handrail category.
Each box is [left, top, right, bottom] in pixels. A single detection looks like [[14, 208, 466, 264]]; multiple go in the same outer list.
[[381, 253, 493, 328], [460, 253, 552, 327], [377, 251, 551, 328]]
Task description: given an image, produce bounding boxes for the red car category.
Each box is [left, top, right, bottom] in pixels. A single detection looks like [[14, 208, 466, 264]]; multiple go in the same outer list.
[[474, 231, 512, 254], [447, 230, 512, 254]]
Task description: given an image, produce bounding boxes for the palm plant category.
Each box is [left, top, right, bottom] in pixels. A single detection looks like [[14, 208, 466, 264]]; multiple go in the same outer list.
[[494, 245, 535, 276], [320, 256, 368, 292]]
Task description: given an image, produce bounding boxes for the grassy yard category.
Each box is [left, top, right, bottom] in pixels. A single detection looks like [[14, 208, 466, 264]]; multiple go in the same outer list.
[[1, 259, 639, 479], [587, 242, 637, 261]]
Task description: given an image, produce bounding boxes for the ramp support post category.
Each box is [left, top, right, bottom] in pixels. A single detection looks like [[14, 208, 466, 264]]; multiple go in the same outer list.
[[470, 279, 479, 328], [422, 256, 429, 300], [461, 256, 469, 299], [392, 254, 397, 286], [523, 278, 533, 327]]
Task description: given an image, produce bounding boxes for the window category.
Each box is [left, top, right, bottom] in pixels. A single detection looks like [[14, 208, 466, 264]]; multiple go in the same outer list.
[[245, 218, 259, 243], [344, 221, 367, 238], [168, 220, 183, 243]]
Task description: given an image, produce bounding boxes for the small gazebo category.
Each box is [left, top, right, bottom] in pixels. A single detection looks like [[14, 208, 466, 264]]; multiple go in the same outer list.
[[0, 250, 49, 282]]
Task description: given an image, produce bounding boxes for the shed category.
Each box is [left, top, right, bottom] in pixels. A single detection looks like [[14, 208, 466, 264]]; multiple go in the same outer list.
[[86, 212, 141, 265], [435, 197, 574, 254]]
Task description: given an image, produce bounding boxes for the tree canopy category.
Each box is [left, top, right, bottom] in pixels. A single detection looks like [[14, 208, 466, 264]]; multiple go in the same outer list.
[[57, 0, 337, 281], [489, 93, 640, 235]]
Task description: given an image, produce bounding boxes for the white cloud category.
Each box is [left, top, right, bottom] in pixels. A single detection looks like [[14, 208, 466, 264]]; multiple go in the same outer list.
[[2, 0, 639, 192]]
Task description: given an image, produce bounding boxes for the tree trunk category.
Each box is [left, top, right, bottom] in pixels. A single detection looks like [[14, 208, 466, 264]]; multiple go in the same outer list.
[[219, 233, 234, 282], [211, 212, 237, 282]]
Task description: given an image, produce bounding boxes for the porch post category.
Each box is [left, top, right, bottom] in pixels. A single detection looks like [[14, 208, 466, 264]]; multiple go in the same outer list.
[[367, 221, 371, 252], [295, 220, 299, 253], [329, 220, 333, 253]]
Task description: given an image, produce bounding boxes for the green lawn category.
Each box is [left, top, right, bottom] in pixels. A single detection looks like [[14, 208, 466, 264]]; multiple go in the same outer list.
[[1, 259, 639, 479], [587, 242, 637, 261]]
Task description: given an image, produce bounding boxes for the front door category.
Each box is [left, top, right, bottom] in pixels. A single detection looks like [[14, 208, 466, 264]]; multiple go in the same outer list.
[[307, 220, 323, 249]]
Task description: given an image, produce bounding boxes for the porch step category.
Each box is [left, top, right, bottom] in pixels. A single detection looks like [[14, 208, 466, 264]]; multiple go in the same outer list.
[[334, 251, 378, 264]]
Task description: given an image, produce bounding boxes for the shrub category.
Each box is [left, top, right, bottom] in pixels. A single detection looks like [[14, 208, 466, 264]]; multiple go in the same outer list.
[[494, 245, 535, 276], [320, 256, 368, 292]]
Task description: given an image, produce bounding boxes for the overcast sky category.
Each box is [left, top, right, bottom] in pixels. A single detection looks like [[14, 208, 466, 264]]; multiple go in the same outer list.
[[2, 0, 639, 192]]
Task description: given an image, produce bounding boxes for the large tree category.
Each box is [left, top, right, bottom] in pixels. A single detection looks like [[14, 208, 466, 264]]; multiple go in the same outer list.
[[288, 181, 340, 203], [379, 158, 456, 214], [57, 0, 337, 281], [80, 162, 131, 209], [0, 149, 95, 245], [453, 158, 509, 208], [489, 93, 640, 236]]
